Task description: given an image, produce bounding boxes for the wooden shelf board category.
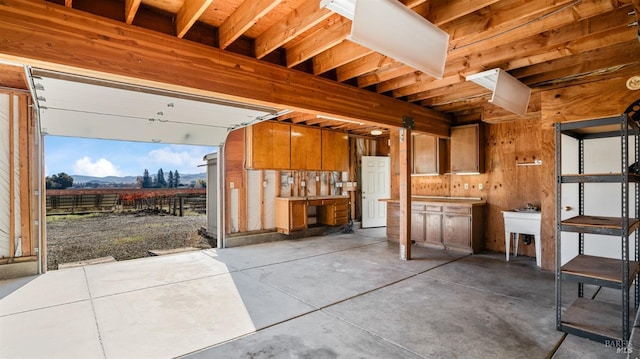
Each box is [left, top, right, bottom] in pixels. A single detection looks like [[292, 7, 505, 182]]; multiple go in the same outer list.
[[562, 255, 639, 285], [561, 215, 640, 231], [562, 298, 631, 341]]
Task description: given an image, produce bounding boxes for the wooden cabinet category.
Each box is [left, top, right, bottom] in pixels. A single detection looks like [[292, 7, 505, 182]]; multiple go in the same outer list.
[[275, 196, 349, 234], [318, 198, 349, 225], [450, 123, 484, 174], [411, 204, 426, 243], [322, 129, 349, 171], [275, 198, 306, 234], [385, 199, 485, 254], [291, 125, 321, 170], [412, 134, 447, 175], [425, 205, 444, 249], [246, 121, 291, 169]]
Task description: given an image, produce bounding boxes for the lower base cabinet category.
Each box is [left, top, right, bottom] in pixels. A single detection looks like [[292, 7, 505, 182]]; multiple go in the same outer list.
[[386, 199, 485, 254], [275, 197, 349, 234]]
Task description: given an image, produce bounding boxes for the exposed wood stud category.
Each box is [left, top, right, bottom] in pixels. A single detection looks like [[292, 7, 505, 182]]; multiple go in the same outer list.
[[124, 0, 141, 25], [399, 127, 412, 260], [219, 0, 283, 49], [176, 0, 215, 39]]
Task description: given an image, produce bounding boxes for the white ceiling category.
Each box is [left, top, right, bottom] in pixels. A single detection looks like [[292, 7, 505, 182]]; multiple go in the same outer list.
[[30, 69, 282, 146]]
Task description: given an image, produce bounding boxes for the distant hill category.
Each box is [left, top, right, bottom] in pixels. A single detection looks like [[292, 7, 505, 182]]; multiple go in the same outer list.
[[72, 173, 207, 185]]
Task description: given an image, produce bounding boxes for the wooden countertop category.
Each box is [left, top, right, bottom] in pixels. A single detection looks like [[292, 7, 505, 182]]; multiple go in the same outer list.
[[381, 197, 486, 206]]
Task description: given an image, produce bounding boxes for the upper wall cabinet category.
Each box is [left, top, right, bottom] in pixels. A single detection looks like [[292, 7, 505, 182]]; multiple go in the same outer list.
[[450, 123, 484, 174], [412, 133, 448, 175], [291, 125, 321, 170], [321, 129, 349, 171], [246, 121, 291, 170]]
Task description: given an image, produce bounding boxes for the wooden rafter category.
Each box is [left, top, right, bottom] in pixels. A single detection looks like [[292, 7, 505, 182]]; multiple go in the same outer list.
[[124, 0, 141, 25], [254, 0, 331, 59], [219, 0, 283, 49], [176, 0, 215, 39], [286, 14, 350, 68]]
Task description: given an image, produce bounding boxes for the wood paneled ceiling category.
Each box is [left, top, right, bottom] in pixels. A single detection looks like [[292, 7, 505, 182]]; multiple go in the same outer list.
[[12, 0, 640, 136]]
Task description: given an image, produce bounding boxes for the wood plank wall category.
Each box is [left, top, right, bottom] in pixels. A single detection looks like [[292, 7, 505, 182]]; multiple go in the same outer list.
[[390, 67, 640, 271]]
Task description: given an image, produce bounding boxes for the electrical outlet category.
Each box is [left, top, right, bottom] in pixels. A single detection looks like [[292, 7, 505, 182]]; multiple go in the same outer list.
[[464, 183, 469, 190], [229, 181, 235, 189], [478, 183, 483, 190], [315, 175, 320, 181], [301, 181, 306, 187]]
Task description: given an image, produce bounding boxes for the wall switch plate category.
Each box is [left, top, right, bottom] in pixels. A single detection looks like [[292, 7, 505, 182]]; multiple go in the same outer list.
[[230, 181, 235, 189], [301, 181, 306, 187], [464, 183, 469, 190], [316, 176, 320, 181], [478, 183, 483, 190]]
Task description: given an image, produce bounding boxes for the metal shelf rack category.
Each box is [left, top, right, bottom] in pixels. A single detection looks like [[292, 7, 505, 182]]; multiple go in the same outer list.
[[555, 114, 640, 344]]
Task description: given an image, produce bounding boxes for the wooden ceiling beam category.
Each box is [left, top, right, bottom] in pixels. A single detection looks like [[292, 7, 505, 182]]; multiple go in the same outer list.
[[312, 41, 372, 75], [65, 0, 72, 7], [515, 41, 640, 86], [0, 0, 450, 136], [285, 14, 350, 68], [392, 4, 634, 99], [218, 0, 283, 49], [254, 0, 331, 59], [176, 0, 215, 39], [336, 53, 396, 82], [124, 0, 141, 25], [359, 64, 414, 88], [351, 0, 607, 91]]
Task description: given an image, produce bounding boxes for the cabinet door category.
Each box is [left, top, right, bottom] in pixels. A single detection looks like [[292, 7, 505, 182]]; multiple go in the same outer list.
[[450, 123, 484, 174], [425, 213, 443, 247], [290, 201, 307, 231], [321, 129, 349, 171], [247, 121, 291, 169], [291, 125, 321, 170], [411, 212, 426, 243], [443, 214, 471, 251], [413, 134, 438, 174]]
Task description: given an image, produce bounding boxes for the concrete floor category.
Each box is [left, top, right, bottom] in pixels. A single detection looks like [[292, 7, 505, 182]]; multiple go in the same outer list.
[[0, 227, 634, 358]]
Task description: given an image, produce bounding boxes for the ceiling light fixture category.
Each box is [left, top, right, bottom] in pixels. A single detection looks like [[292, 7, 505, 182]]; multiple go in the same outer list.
[[322, 0, 449, 79], [370, 129, 383, 136], [320, 0, 355, 19], [466, 68, 531, 116]]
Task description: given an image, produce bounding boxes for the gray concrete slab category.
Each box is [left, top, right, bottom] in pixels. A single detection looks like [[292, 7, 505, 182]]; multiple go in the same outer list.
[[336, 241, 467, 275], [0, 266, 89, 315], [0, 229, 628, 358], [184, 310, 424, 359], [84, 250, 232, 298], [0, 300, 104, 358], [240, 248, 413, 308], [325, 275, 563, 358], [422, 252, 595, 309], [205, 232, 385, 271], [93, 272, 314, 358]]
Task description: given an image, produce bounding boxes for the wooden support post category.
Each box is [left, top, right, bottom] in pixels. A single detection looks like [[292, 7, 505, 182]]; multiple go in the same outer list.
[[399, 117, 414, 261], [179, 197, 184, 217]]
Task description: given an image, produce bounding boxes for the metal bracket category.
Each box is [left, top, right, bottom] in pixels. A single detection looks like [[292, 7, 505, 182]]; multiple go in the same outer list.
[[402, 116, 415, 130]]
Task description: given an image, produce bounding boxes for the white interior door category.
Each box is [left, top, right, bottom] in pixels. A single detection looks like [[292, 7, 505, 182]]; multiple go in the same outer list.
[[361, 156, 390, 228]]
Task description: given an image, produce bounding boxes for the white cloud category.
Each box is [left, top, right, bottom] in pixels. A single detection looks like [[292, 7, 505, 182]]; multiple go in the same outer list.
[[73, 156, 122, 177], [145, 145, 211, 173]]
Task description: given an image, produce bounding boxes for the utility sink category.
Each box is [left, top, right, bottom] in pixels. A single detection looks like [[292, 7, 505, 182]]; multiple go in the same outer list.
[[502, 209, 542, 267]]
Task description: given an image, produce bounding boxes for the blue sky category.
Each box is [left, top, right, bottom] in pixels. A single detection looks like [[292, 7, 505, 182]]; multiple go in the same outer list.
[[45, 136, 217, 177]]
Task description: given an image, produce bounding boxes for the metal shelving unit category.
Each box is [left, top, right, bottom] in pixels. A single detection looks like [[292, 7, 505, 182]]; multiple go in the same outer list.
[[555, 114, 640, 343]]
